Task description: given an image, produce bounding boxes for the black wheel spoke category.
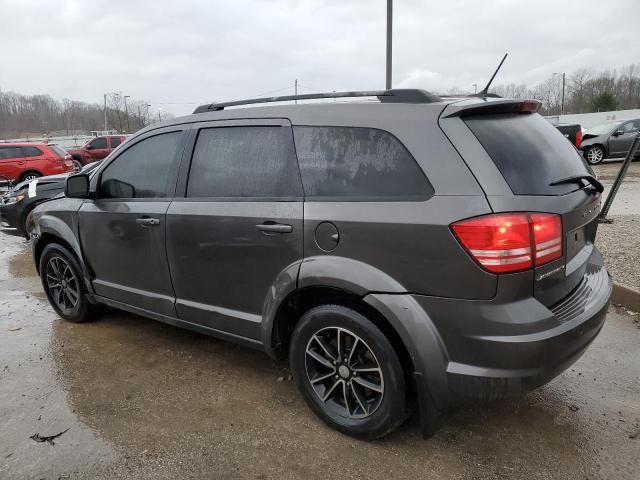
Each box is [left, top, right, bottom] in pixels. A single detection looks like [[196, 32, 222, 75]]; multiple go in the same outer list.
[[350, 381, 368, 415], [305, 326, 384, 419], [313, 335, 337, 362], [352, 376, 382, 393], [306, 348, 334, 369], [321, 379, 342, 402]]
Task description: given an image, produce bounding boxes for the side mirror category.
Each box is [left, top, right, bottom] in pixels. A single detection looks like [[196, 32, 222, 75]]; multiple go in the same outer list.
[[612, 130, 624, 137], [65, 173, 91, 198]]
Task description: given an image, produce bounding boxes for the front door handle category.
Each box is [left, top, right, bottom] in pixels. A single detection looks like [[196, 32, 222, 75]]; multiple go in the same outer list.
[[256, 222, 293, 234], [136, 217, 160, 227]]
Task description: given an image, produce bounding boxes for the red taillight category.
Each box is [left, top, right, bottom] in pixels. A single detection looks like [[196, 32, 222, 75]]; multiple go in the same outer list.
[[575, 129, 582, 149], [451, 213, 562, 274], [530, 213, 562, 265]]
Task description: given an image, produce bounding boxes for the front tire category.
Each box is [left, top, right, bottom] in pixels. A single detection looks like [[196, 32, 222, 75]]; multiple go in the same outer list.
[[585, 145, 605, 165], [289, 305, 407, 439], [39, 243, 95, 323]]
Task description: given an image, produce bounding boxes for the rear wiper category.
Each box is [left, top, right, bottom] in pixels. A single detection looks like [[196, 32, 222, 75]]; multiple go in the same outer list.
[[550, 175, 604, 193]]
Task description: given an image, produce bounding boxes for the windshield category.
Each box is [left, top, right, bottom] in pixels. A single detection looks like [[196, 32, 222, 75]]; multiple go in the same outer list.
[[585, 122, 619, 136]]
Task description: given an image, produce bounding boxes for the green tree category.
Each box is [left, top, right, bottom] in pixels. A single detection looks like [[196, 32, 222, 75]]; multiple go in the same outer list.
[[591, 91, 616, 112]]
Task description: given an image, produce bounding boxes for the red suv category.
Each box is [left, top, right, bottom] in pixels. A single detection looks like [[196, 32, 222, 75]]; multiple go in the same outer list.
[[0, 143, 75, 183], [66, 135, 126, 165]]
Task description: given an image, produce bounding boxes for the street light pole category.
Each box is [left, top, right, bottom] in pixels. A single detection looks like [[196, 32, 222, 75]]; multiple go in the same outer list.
[[124, 95, 131, 132], [386, 0, 392, 90], [103, 93, 108, 132], [553, 72, 566, 116]]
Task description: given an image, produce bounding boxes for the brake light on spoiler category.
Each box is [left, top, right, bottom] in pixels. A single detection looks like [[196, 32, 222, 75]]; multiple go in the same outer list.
[[451, 213, 562, 273]]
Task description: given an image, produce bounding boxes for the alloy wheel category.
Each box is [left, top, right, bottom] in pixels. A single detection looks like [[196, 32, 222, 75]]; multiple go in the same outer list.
[[305, 326, 384, 419], [587, 147, 603, 164], [23, 174, 39, 182], [45, 256, 79, 313]]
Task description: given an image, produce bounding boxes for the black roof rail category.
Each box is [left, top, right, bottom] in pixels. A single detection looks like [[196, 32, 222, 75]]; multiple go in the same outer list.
[[193, 89, 441, 113]]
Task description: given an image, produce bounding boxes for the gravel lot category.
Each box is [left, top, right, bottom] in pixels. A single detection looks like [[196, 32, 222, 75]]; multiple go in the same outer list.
[[593, 161, 640, 291], [1, 225, 639, 479]]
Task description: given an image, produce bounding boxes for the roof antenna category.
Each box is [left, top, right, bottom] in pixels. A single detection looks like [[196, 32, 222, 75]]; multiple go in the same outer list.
[[476, 53, 508, 96]]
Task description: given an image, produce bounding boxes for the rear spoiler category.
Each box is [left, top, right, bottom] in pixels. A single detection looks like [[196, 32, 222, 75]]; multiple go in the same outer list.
[[441, 99, 541, 118]]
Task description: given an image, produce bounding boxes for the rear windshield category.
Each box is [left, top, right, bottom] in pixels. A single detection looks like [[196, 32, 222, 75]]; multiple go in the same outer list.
[[464, 113, 591, 195], [49, 144, 67, 158]]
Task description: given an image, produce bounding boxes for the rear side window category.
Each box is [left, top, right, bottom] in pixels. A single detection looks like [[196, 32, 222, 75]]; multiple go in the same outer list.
[[293, 126, 433, 200], [187, 126, 303, 198], [21, 146, 43, 157], [464, 113, 591, 195], [99, 131, 184, 199], [110, 137, 123, 148]]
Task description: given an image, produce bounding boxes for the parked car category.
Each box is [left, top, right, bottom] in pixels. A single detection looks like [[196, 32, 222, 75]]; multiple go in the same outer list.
[[0, 143, 75, 184], [581, 119, 640, 164], [555, 123, 582, 148], [31, 90, 612, 440], [0, 161, 101, 238], [66, 135, 126, 165]]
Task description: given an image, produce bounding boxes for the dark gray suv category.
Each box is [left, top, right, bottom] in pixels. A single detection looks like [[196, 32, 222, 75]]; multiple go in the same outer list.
[[31, 89, 612, 439]]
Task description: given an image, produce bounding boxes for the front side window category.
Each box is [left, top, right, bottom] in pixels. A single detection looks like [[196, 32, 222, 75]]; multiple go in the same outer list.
[[293, 126, 433, 200], [0, 147, 23, 160], [90, 137, 108, 149], [99, 131, 183, 199], [187, 126, 303, 198], [621, 121, 639, 134]]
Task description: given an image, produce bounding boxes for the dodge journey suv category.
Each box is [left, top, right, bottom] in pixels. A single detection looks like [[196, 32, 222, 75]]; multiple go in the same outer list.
[[31, 89, 612, 439]]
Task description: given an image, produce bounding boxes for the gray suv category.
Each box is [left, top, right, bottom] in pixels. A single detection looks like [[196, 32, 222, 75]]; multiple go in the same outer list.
[[31, 89, 612, 439]]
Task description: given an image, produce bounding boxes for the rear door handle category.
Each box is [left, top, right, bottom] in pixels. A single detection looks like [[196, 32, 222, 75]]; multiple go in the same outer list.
[[256, 222, 293, 234], [136, 217, 160, 227]]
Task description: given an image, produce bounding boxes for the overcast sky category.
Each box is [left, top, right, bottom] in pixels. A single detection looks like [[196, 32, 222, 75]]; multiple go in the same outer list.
[[1, 0, 639, 116]]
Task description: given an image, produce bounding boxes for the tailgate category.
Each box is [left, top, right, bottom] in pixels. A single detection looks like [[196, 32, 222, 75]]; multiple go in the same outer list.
[[440, 101, 603, 307]]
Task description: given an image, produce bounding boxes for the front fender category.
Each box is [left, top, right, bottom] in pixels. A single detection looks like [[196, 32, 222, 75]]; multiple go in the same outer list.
[[32, 199, 94, 295]]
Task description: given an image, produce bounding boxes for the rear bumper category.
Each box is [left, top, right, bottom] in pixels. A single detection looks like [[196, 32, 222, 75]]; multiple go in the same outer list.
[[411, 251, 612, 404]]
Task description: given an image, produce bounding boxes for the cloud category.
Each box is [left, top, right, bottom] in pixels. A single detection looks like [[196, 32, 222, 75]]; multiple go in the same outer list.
[[0, 0, 638, 116]]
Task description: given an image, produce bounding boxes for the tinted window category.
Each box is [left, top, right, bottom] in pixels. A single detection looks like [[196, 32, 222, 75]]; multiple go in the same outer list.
[[90, 137, 108, 149], [21, 146, 43, 157], [0, 147, 24, 160], [293, 126, 432, 200], [49, 145, 67, 158], [464, 113, 591, 195], [187, 126, 303, 198], [99, 131, 183, 199], [110, 137, 122, 148]]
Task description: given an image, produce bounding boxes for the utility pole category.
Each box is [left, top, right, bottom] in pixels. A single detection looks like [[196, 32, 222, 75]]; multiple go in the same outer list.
[[295, 79, 298, 104], [124, 95, 131, 132], [103, 93, 108, 132], [554, 72, 566, 115], [473, 83, 477, 94], [386, 0, 393, 90]]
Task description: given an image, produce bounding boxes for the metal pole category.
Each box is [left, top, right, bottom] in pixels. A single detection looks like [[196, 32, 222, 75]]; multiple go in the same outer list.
[[561, 73, 565, 115], [386, 0, 392, 90], [124, 95, 130, 132], [599, 133, 640, 222], [103, 94, 108, 132], [295, 79, 298, 104], [473, 83, 477, 94]]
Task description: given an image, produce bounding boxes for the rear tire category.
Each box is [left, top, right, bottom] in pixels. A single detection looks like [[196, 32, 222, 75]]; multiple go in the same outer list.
[[585, 145, 605, 165], [20, 171, 41, 183], [39, 243, 95, 323], [289, 305, 407, 439]]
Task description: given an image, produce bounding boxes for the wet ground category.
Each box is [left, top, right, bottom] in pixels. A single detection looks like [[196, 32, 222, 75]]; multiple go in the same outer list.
[[1, 225, 640, 479]]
